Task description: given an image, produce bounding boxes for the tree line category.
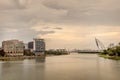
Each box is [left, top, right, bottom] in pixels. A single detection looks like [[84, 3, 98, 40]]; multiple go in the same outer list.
[[45, 49, 70, 55], [102, 46, 120, 56]]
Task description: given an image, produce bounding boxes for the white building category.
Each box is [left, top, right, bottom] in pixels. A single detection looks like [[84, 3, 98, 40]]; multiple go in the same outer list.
[[24, 43, 28, 50], [33, 38, 45, 56], [2, 40, 24, 56]]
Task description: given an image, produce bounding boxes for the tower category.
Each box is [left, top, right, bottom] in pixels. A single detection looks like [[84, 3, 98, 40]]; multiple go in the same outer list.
[[33, 38, 45, 56]]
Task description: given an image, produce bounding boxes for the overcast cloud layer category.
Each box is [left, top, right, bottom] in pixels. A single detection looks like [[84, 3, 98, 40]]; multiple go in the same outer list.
[[0, 0, 120, 49]]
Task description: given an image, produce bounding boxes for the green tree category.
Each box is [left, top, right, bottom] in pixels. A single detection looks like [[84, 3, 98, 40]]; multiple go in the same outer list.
[[107, 48, 115, 56], [102, 50, 108, 55], [115, 46, 120, 56]]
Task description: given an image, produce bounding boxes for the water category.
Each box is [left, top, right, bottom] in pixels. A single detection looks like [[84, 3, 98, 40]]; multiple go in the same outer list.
[[0, 53, 120, 80]]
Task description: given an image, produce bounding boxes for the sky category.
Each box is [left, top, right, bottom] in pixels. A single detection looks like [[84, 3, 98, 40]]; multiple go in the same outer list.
[[0, 0, 120, 50]]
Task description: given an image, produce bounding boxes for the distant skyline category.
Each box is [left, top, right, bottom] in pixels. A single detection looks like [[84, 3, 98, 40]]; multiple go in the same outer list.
[[0, 0, 120, 50]]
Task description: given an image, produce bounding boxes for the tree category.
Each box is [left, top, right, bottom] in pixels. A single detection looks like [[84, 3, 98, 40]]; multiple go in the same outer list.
[[102, 50, 108, 55], [24, 49, 35, 56], [0, 49, 5, 57], [115, 46, 120, 56], [108, 48, 116, 56]]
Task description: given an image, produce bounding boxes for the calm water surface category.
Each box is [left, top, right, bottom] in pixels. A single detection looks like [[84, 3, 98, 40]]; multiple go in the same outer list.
[[0, 53, 120, 80]]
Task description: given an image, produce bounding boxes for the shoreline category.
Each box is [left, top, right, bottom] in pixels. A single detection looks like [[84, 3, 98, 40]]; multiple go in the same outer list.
[[99, 54, 120, 60], [0, 56, 45, 61], [0, 54, 69, 61]]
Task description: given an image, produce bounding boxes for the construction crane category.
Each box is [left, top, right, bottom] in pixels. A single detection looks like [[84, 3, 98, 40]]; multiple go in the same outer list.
[[95, 38, 106, 51]]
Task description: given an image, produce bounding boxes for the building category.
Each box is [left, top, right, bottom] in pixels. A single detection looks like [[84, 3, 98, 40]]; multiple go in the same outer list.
[[28, 41, 33, 50], [33, 38, 45, 56], [2, 40, 24, 56], [24, 43, 28, 50], [28, 41, 34, 52]]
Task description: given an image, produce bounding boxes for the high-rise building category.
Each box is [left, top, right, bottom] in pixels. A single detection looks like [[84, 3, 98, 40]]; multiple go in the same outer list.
[[28, 41, 33, 50], [2, 40, 24, 56], [28, 41, 34, 52], [33, 38, 45, 56]]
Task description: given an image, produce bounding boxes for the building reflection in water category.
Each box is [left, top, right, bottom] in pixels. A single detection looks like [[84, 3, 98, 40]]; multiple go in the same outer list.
[[0, 62, 2, 80], [22, 58, 45, 80], [35, 57, 46, 63], [0, 59, 45, 80]]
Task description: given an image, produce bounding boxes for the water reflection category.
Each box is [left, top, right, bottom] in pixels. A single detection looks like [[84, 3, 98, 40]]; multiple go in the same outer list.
[[0, 62, 2, 80], [22, 59, 45, 80], [0, 54, 120, 80], [35, 57, 45, 63], [45, 54, 120, 80], [0, 58, 45, 80]]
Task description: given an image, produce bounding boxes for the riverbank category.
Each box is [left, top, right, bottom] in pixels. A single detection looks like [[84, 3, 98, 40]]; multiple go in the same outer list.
[[0, 56, 45, 61], [0, 54, 69, 61], [99, 54, 120, 60]]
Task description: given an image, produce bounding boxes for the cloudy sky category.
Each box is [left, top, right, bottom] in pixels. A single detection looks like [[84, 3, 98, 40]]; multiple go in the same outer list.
[[0, 0, 120, 50]]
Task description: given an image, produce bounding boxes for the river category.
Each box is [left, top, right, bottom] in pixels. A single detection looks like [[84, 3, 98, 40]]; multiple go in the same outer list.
[[0, 53, 120, 80]]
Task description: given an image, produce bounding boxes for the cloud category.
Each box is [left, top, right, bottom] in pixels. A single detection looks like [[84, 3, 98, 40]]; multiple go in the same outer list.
[[2, 28, 18, 33], [0, 0, 120, 49], [91, 32, 120, 37], [0, 0, 30, 10], [42, 26, 63, 30], [36, 30, 55, 36], [53, 27, 63, 30], [13, 0, 29, 9], [42, 0, 120, 26], [30, 23, 63, 37]]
